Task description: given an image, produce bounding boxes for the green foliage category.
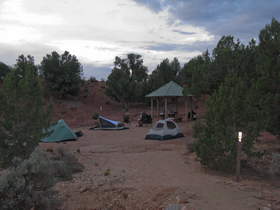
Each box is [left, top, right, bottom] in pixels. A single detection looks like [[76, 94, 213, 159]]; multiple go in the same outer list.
[[147, 57, 180, 91], [179, 35, 260, 97], [0, 148, 57, 210], [0, 58, 51, 168], [40, 51, 83, 98], [123, 114, 130, 123], [50, 147, 84, 179], [106, 53, 148, 107], [0, 147, 83, 210], [104, 168, 111, 176], [92, 112, 100, 120], [186, 18, 280, 171], [0, 61, 10, 81], [89, 76, 98, 83], [194, 75, 265, 171], [179, 51, 211, 96], [257, 18, 280, 136], [14, 55, 38, 78]]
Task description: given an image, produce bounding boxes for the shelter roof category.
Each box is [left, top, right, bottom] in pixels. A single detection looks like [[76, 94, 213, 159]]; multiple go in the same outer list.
[[146, 81, 183, 97]]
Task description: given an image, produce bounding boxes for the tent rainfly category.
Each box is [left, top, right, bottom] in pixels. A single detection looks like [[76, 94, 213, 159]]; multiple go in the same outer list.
[[41, 119, 77, 143], [145, 81, 185, 119]]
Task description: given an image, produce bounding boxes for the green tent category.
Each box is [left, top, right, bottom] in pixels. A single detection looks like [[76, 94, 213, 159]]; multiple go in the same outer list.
[[41, 119, 77, 143]]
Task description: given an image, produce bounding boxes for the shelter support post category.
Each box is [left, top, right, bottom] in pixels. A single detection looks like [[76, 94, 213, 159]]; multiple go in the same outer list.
[[156, 97, 159, 119], [185, 96, 188, 121], [175, 97, 178, 114], [151, 98, 154, 119], [190, 96, 193, 112], [236, 140, 242, 182], [164, 97, 168, 119]]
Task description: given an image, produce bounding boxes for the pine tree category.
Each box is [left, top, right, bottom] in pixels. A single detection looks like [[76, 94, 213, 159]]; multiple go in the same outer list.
[[0, 63, 51, 168], [257, 18, 280, 136], [194, 74, 265, 171]]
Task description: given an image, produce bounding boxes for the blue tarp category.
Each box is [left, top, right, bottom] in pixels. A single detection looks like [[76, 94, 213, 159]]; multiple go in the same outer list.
[[91, 115, 128, 130], [99, 116, 120, 126]]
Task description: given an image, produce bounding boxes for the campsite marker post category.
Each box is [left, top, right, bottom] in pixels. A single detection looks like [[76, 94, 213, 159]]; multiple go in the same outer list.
[[236, 131, 242, 182]]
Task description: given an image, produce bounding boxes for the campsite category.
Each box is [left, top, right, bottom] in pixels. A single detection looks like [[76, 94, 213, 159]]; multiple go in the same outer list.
[[1, 3, 280, 209], [39, 81, 280, 209], [40, 121, 280, 210]]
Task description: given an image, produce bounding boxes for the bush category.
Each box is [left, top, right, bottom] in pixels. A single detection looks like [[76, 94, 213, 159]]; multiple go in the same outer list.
[[270, 153, 280, 177], [193, 75, 264, 171], [0, 148, 58, 210], [0, 147, 83, 210], [40, 51, 83, 98], [0, 62, 10, 81], [0, 62, 51, 168], [89, 76, 97, 83], [123, 114, 130, 123], [92, 112, 99, 120], [50, 147, 84, 179]]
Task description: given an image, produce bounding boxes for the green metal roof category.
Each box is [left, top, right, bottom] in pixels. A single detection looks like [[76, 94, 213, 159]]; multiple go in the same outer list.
[[146, 81, 183, 97]]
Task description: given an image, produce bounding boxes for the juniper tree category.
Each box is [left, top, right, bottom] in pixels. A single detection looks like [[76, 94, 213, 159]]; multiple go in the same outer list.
[[106, 53, 148, 108], [194, 74, 265, 171], [40, 51, 83, 98], [0, 57, 51, 168]]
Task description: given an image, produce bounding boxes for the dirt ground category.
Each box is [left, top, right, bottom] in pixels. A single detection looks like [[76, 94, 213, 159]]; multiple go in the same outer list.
[[40, 121, 280, 210]]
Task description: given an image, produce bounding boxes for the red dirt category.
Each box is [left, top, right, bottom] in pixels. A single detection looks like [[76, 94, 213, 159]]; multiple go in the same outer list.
[[41, 123, 280, 210], [51, 81, 152, 127], [41, 82, 280, 209]]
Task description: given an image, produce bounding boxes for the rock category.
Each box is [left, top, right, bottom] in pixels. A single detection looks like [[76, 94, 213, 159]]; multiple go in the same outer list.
[[80, 186, 90, 193], [270, 153, 280, 176], [122, 192, 128, 199], [165, 204, 185, 210], [260, 207, 271, 210]]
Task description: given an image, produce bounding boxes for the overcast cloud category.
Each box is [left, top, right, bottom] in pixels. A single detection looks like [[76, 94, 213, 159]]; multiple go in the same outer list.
[[0, 0, 279, 79]]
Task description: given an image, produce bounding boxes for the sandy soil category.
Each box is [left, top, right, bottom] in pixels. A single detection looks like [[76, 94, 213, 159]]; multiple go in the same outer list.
[[40, 122, 280, 210]]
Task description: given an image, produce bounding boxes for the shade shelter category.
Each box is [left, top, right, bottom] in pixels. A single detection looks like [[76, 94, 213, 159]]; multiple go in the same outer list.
[[146, 81, 185, 119]]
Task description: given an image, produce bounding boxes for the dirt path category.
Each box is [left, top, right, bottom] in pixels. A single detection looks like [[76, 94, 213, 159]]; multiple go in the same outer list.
[[42, 123, 278, 210]]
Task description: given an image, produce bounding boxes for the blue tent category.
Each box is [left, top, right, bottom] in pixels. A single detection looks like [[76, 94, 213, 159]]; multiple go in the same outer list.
[[93, 116, 128, 130]]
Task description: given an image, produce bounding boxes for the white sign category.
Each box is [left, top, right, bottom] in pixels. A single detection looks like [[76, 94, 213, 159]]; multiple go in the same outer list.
[[238, 131, 242, 142]]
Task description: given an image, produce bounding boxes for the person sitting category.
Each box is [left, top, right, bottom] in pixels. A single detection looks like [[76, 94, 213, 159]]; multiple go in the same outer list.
[[188, 110, 197, 121], [168, 111, 176, 118], [192, 110, 197, 120], [138, 112, 152, 126], [188, 111, 191, 120]]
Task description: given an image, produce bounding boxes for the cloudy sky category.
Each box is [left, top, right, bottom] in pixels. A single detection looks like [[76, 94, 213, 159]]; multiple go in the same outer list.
[[0, 0, 279, 79]]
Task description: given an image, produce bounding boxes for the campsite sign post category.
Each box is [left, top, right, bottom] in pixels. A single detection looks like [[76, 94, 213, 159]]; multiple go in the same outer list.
[[236, 131, 242, 182]]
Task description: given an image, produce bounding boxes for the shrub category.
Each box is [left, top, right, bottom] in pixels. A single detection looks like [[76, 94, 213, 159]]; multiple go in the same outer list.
[[50, 147, 84, 179], [104, 169, 111, 176], [270, 153, 280, 177], [89, 76, 97, 83], [0, 62, 51, 168], [0, 62, 10, 81], [123, 114, 130, 123], [0, 148, 58, 210], [194, 75, 264, 171], [0, 147, 83, 210], [40, 51, 83, 98], [92, 112, 99, 120]]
